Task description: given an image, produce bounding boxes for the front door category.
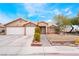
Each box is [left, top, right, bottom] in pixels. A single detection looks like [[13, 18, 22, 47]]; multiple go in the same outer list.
[[40, 26, 46, 34]]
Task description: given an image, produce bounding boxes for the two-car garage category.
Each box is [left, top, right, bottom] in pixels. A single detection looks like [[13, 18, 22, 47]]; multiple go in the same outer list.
[[5, 19, 36, 36], [6, 26, 36, 36], [6, 27, 25, 35]]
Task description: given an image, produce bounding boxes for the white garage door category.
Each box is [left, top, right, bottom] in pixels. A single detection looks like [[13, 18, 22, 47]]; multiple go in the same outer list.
[[26, 27, 35, 36], [6, 27, 24, 35]]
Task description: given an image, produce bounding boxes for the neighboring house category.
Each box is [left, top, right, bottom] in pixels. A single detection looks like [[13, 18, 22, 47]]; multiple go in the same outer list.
[[0, 23, 5, 35], [47, 25, 56, 34], [4, 18, 56, 35], [4, 18, 28, 35]]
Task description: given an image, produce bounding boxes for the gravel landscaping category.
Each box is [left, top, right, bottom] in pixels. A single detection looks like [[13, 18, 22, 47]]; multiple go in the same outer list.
[[47, 34, 79, 46]]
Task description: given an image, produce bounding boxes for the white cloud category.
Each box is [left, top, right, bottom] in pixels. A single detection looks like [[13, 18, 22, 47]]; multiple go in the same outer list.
[[64, 8, 70, 12], [40, 15, 46, 18], [47, 19, 52, 22], [47, 19, 57, 26], [64, 7, 72, 16], [53, 9, 62, 15], [24, 3, 46, 17], [27, 14, 34, 17], [66, 10, 72, 15], [24, 3, 57, 18]]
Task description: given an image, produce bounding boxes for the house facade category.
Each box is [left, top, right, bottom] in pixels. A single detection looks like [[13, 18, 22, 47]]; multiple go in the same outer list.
[[4, 18, 56, 35], [47, 25, 56, 34]]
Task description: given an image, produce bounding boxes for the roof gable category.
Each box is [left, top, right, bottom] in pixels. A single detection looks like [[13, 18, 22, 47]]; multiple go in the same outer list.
[[24, 22, 37, 27], [37, 21, 48, 26], [5, 18, 28, 27]]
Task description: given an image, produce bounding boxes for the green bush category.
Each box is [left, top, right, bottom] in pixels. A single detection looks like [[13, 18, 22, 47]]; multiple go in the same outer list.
[[34, 26, 41, 42], [34, 33, 40, 42], [35, 26, 41, 34]]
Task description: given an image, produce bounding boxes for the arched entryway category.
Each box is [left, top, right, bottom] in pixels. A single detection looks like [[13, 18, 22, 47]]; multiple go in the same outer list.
[[37, 21, 48, 34], [40, 26, 46, 34]]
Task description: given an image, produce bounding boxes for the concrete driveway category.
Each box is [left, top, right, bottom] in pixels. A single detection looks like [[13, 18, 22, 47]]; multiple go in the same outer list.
[[0, 35, 34, 55]]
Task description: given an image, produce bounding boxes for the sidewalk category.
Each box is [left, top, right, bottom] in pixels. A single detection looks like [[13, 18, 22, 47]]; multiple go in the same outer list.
[[41, 34, 51, 46], [19, 46, 79, 56]]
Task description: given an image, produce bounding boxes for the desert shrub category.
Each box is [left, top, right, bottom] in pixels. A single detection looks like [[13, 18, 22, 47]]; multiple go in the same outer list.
[[34, 33, 40, 42], [75, 38, 79, 45], [35, 26, 41, 34], [34, 26, 41, 42]]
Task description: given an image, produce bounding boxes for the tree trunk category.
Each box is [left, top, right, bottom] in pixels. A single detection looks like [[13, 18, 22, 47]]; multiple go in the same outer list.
[[69, 25, 74, 33]]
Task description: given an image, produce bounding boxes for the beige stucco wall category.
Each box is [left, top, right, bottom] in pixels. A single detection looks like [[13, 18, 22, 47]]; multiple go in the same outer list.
[[47, 26, 56, 34]]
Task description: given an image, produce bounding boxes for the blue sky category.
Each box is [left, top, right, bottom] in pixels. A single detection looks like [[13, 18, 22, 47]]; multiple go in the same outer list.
[[0, 3, 79, 24]]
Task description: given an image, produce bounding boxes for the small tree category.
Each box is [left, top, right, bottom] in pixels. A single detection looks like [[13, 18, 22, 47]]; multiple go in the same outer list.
[[34, 26, 41, 42], [35, 26, 41, 34], [54, 14, 75, 33], [34, 33, 40, 42], [54, 14, 70, 33]]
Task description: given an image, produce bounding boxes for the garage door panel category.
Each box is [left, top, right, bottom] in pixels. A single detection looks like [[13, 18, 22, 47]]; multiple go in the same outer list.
[[6, 27, 24, 35], [26, 27, 35, 36]]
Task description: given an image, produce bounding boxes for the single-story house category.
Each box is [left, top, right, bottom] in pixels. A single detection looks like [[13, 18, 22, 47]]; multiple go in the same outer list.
[[4, 18, 56, 35], [4, 18, 28, 35], [47, 25, 57, 34]]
